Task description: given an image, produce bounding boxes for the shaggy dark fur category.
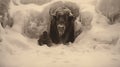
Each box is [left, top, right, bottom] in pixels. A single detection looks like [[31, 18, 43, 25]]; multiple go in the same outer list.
[[49, 8, 76, 44], [38, 31, 52, 47], [38, 1, 80, 46]]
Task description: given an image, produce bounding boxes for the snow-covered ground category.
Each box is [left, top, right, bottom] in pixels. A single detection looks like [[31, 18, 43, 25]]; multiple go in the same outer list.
[[0, 0, 120, 67]]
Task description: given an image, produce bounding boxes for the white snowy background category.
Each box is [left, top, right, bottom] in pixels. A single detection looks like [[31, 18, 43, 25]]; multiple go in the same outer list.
[[0, 0, 120, 67]]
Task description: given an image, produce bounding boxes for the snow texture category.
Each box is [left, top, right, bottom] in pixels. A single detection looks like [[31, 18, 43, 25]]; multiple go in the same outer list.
[[0, 0, 120, 67]]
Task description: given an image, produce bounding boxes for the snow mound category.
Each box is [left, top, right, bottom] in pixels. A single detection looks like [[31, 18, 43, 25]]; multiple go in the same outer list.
[[0, 0, 120, 67]]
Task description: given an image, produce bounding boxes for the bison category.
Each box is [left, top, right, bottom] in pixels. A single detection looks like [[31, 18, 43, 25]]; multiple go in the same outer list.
[[49, 6, 76, 44], [38, 1, 80, 46]]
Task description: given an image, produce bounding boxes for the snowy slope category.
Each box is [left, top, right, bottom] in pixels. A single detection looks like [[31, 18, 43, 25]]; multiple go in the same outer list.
[[0, 0, 120, 67]]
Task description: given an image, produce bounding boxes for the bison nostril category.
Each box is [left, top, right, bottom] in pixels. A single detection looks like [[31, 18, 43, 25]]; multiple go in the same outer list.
[[59, 27, 64, 31]]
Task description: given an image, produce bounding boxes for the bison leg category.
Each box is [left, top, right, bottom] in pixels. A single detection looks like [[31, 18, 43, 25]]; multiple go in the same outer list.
[[38, 31, 52, 47]]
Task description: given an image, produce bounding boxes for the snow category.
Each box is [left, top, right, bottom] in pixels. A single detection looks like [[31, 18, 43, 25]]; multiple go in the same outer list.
[[0, 0, 120, 67]]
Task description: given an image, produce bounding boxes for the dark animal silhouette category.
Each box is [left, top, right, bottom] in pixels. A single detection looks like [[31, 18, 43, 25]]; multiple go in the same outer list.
[[38, 31, 52, 47], [49, 6, 77, 44], [38, 2, 80, 46]]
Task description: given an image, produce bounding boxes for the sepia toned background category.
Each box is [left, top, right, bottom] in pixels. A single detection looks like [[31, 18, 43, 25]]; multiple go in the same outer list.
[[0, 0, 120, 67]]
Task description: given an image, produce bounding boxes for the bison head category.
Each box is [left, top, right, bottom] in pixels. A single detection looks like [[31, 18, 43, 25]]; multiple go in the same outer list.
[[49, 6, 76, 44], [49, 7, 73, 36]]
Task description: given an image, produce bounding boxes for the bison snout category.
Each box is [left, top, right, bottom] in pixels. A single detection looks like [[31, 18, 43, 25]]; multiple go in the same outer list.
[[57, 24, 65, 30], [57, 24, 66, 36]]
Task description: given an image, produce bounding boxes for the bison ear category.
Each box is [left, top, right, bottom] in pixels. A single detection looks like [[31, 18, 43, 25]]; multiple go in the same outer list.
[[69, 16, 75, 20], [51, 15, 56, 24]]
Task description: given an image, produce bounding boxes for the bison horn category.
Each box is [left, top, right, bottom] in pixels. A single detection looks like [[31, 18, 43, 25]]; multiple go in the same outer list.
[[49, 8, 56, 16]]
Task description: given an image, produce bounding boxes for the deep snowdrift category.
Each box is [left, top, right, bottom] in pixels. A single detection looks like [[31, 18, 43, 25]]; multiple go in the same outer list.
[[0, 0, 120, 67]]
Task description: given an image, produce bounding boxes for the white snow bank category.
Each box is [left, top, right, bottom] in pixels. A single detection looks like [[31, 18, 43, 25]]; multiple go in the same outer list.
[[0, 0, 120, 67]]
